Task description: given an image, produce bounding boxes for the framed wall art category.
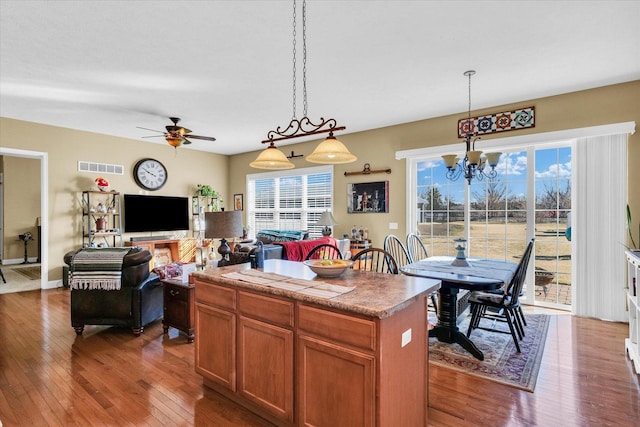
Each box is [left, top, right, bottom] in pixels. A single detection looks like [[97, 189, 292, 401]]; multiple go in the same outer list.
[[234, 194, 243, 211], [347, 181, 389, 213]]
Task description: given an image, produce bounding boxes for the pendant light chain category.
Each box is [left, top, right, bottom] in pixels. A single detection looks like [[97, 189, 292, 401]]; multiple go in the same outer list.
[[292, 0, 297, 119], [302, 0, 308, 117]]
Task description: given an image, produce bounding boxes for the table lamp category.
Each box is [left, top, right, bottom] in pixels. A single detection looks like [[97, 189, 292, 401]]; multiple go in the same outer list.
[[317, 211, 338, 237], [205, 210, 243, 265]]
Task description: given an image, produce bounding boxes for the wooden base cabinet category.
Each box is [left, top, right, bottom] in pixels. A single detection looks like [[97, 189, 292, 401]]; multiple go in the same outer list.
[[194, 275, 429, 427]]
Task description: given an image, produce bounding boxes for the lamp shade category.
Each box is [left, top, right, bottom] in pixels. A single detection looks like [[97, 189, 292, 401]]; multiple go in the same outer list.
[[316, 211, 338, 226], [250, 143, 295, 170], [306, 134, 357, 164], [204, 211, 244, 239]]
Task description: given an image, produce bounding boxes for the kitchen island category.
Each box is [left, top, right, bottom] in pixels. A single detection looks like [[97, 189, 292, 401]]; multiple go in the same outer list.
[[191, 259, 440, 427]]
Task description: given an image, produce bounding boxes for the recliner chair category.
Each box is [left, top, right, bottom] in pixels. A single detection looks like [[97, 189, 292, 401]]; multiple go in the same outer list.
[[64, 247, 163, 336]]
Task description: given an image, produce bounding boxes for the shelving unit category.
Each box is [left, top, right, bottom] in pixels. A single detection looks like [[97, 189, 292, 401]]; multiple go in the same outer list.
[[82, 190, 123, 248], [626, 249, 640, 374], [192, 196, 219, 269]]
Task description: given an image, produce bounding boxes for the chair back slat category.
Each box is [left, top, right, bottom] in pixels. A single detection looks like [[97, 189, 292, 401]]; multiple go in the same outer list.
[[406, 233, 428, 263], [304, 244, 343, 261], [351, 248, 399, 274], [504, 238, 535, 306], [383, 234, 412, 268]]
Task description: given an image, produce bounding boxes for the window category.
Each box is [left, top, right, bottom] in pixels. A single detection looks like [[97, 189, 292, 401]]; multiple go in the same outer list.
[[246, 165, 333, 239], [405, 143, 573, 310]]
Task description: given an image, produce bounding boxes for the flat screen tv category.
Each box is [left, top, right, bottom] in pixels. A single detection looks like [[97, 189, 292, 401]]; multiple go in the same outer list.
[[123, 194, 190, 233]]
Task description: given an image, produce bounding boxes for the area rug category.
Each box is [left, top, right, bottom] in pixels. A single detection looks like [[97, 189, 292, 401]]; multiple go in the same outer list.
[[13, 266, 41, 280], [429, 313, 549, 392]]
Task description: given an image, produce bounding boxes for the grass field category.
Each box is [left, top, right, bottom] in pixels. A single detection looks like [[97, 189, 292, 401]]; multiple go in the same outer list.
[[417, 221, 572, 306]]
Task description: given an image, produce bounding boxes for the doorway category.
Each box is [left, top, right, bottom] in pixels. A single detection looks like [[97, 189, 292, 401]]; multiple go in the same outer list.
[[0, 147, 48, 291]]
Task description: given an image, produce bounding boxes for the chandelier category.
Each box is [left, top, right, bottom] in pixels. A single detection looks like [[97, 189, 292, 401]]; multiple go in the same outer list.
[[442, 70, 501, 184], [250, 0, 356, 170]]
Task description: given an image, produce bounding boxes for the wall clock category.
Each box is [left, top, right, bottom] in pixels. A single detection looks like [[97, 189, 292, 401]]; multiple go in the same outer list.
[[133, 158, 168, 191]]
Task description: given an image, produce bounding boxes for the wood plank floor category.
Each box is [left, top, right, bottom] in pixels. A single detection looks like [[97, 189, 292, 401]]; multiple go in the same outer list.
[[0, 288, 638, 426]]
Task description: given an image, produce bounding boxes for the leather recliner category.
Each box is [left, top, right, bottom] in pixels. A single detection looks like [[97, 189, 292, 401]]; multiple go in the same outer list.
[[64, 247, 163, 336]]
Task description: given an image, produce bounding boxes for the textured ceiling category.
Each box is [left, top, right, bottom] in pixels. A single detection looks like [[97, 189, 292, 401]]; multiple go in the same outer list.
[[1, 1, 639, 155]]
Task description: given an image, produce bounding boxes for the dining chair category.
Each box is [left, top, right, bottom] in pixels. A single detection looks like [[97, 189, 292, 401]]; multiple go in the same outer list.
[[383, 234, 411, 268], [404, 233, 439, 315], [351, 248, 399, 274], [465, 238, 535, 353], [405, 232, 428, 263], [304, 244, 343, 261]]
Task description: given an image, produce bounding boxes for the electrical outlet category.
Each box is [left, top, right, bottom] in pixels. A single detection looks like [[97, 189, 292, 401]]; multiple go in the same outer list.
[[401, 328, 412, 347]]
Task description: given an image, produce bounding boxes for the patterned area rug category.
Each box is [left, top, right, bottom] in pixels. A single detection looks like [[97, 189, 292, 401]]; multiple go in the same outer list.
[[429, 313, 549, 392], [13, 266, 41, 280]]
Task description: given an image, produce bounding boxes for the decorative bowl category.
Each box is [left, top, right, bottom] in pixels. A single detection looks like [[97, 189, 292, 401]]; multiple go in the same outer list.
[[303, 259, 354, 277]]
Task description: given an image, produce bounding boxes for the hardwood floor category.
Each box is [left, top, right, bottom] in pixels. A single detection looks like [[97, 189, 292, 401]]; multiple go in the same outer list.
[[0, 288, 638, 426]]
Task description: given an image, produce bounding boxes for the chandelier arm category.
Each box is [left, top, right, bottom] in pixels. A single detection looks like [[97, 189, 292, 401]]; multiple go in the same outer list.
[[263, 117, 345, 143]]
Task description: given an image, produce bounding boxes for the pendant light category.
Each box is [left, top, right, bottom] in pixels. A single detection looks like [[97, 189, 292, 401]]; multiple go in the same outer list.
[[442, 70, 501, 184], [251, 0, 356, 169]]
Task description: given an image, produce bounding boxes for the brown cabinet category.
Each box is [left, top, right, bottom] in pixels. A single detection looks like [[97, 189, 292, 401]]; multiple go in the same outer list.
[[193, 261, 435, 426], [162, 279, 195, 343], [125, 238, 196, 270]]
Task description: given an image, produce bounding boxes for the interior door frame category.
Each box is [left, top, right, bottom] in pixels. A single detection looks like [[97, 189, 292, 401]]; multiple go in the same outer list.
[[0, 147, 49, 289]]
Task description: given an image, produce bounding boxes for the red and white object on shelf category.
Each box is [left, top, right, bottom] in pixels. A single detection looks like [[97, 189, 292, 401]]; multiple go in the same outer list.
[[95, 177, 110, 191]]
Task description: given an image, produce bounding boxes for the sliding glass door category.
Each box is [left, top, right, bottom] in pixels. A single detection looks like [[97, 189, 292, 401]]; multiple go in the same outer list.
[[411, 144, 572, 310]]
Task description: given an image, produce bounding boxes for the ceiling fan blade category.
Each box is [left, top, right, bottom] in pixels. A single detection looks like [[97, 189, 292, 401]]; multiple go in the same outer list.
[[141, 135, 165, 139], [137, 126, 165, 133], [182, 137, 193, 145], [186, 134, 217, 142]]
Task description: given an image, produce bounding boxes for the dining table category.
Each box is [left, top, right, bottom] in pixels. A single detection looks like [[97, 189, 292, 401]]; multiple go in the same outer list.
[[400, 256, 518, 360]]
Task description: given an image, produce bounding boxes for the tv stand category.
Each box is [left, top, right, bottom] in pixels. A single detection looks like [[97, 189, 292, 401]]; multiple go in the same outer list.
[[125, 237, 196, 270]]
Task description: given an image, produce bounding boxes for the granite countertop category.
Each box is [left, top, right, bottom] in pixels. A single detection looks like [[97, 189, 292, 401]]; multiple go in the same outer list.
[[191, 259, 440, 319]]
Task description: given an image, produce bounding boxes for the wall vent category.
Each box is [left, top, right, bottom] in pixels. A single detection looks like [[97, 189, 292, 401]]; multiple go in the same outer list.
[[78, 161, 124, 175]]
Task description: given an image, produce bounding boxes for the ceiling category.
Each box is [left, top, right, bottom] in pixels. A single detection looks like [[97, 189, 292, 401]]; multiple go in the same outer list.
[[1, 1, 639, 156]]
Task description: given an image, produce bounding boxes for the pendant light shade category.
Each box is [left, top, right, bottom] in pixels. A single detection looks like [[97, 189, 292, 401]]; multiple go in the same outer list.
[[249, 142, 295, 170], [306, 133, 357, 164]]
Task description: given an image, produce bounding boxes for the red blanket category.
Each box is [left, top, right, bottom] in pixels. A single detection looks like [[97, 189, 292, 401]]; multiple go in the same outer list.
[[275, 237, 336, 262]]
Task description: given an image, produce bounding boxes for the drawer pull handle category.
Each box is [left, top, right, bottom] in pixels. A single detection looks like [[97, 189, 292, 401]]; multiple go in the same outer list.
[[169, 289, 180, 297]]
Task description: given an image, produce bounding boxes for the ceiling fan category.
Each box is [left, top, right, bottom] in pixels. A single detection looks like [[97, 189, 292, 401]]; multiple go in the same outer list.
[[138, 117, 216, 147]]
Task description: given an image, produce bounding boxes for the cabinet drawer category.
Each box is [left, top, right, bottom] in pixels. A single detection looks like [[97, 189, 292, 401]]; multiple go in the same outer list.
[[298, 304, 375, 352], [238, 291, 294, 329], [195, 279, 236, 310], [165, 284, 189, 302]]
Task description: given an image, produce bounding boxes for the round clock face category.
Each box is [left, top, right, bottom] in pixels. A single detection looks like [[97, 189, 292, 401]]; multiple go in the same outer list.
[[133, 158, 167, 191]]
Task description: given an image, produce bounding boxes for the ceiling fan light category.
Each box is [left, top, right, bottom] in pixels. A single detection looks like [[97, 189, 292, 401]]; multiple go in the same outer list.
[[166, 136, 182, 147], [306, 134, 357, 164], [250, 143, 295, 170]]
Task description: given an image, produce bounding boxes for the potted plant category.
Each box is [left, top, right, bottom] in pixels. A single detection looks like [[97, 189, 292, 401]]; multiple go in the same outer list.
[[195, 184, 223, 211]]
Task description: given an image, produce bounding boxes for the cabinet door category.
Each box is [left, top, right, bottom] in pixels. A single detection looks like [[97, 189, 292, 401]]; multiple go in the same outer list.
[[298, 335, 375, 427], [195, 303, 236, 391], [238, 316, 294, 423]]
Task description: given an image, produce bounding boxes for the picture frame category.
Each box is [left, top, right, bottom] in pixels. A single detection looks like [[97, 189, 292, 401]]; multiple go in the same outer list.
[[234, 194, 243, 211], [347, 181, 389, 213]]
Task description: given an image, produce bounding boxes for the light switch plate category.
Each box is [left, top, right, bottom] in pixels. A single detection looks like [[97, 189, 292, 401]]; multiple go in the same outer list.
[[389, 222, 398, 230]]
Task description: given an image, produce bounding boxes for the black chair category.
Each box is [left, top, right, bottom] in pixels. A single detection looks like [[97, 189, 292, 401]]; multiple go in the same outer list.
[[351, 248, 398, 274], [304, 244, 343, 261], [406, 232, 428, 263], [405, 232, 439, 314], [383, 234, 411, 268], [64, 247, 163, 336], [465, 238, 535, 353], [0, 268, 5, 283]]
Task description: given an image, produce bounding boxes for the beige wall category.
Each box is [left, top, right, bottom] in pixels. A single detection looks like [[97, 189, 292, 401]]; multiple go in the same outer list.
[[1, 80, 638, 283], [229, 81, 640, 247], [0, 120, 229, 280], [1, 156, 40, 260]]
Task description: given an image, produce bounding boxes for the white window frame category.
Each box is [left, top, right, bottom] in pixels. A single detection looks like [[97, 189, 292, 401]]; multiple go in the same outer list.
[[246, 165, 334, 239]]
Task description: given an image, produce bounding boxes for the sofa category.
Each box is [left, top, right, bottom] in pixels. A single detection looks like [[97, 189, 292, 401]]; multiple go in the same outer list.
[[64, 247, 163, 336]]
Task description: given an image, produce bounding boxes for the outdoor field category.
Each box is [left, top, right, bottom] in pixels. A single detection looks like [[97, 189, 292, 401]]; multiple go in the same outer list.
[[417, 220, 572, 307]]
